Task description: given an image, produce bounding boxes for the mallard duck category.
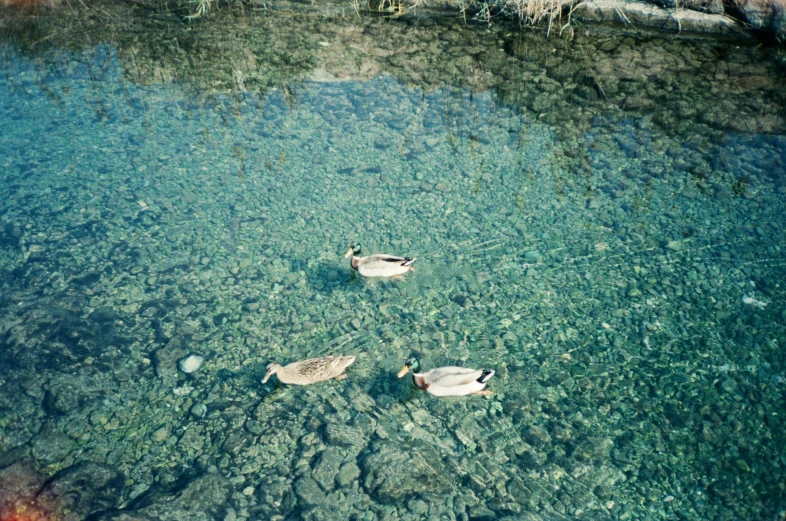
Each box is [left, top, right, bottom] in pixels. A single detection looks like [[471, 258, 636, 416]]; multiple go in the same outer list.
[[344, 243, 415, 278], [397, 357, 494, 397], [262, 355, 356, 385]]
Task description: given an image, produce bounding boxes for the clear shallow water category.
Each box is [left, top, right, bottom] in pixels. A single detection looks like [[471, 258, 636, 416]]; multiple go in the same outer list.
[[1, 10, 785, 521]]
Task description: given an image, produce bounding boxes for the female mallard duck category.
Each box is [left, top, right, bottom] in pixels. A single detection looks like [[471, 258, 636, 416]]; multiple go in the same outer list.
[[344, 243, 415, 278], [397, 357, 494, 397], [262, 355, 356, 385]]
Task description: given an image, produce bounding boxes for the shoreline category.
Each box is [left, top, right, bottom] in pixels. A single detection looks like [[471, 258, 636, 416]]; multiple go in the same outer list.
[[1, 0, 784, 39]]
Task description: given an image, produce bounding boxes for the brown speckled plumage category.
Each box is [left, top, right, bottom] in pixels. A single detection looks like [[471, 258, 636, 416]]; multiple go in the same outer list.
[[262, 355, 356, 385]]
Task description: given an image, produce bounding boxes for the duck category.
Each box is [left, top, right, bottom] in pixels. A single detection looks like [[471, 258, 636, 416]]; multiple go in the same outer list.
[[396, 357, 494, 397], [262, 355, 356, 385], [344, 243, 415, 278]]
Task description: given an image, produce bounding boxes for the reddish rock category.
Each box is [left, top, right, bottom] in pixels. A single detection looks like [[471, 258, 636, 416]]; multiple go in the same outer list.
[[0, 460, 48, 521]]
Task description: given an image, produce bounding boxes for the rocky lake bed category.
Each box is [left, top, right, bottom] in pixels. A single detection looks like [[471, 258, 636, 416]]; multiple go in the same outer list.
[[1, 3, 785, 521]]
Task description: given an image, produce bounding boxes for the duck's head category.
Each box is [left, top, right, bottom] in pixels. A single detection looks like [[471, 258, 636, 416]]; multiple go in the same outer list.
[[397, 357, 420, 378], [478, 369, 495, 383], [343, 243, 362, 258], [262, 362, 283, 384]]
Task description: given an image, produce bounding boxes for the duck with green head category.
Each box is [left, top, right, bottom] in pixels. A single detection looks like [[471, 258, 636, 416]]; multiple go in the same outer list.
[[397, 357, 494, 396], [344, 242, 416, 278]]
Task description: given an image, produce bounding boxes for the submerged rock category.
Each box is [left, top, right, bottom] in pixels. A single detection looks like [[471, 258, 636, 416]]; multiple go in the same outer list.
[[0, 460, 48, 519], [35, 462, 125, 521], [294, 475, 326, 506], [324, 423, 368, 454], [96, 473, 231, 521], [46, 369, 120, 416], [153, 335, 190, 380], [31, 424, 75, 464], [311, 447, 345, 491], [178, 354, 205, 374], [190, 402, 208, 418], [362, 442, 451, 503], [337, 462, 361, 487], [735, 0, 786, 36]]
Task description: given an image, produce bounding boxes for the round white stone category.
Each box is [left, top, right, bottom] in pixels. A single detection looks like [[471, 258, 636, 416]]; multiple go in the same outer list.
[[178, 354, 204, 374]]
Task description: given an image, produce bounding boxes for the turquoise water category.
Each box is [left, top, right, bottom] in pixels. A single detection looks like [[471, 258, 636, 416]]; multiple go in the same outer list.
[[1, 12, 785, 521]]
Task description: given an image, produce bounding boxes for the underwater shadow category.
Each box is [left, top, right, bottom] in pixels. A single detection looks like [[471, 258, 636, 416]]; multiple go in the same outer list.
[[305, 260, 357, 295], [363, 361, 422, 405]]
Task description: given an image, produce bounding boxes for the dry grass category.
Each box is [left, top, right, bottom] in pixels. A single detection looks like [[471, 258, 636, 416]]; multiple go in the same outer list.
[[509, 0, 568, 27], [345, 0, 574, 28], [428, 0, 574, 31]]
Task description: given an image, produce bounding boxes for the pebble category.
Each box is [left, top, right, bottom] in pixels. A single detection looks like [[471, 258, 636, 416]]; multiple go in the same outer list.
[[337, 462, 361, 487], [190, 403, 208, 418], [178, 354, 205, 374], [152, 426, 169, 443], [721, 377, 738, 393]]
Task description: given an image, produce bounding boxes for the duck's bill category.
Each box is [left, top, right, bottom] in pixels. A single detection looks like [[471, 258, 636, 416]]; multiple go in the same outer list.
[[396, 365, 410, 378], [343, 247, 354, 258]]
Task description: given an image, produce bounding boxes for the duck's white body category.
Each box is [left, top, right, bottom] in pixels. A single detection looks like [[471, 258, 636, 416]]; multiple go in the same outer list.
[[344, 244, 415, 278], [397, 359, 494, 396]]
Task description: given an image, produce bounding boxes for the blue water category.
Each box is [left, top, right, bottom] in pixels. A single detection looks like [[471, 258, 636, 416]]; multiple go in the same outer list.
[[1, 19, 785, 521]]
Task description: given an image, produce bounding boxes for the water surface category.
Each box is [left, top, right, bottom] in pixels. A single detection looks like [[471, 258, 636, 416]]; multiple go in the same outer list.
[[1, 8, 785, 521]]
